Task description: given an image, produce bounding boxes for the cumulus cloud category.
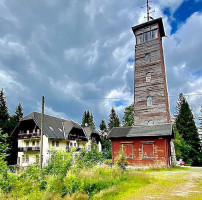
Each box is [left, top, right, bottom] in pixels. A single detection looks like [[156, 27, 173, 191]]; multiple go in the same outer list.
[[0, 0, 201, 126]]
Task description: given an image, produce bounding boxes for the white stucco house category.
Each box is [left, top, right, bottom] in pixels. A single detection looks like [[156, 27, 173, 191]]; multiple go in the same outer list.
[[12, 112, 101, 167]]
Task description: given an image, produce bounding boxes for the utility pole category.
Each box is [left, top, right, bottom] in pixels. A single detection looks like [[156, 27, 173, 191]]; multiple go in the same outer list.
[[39, 96, 45, 170]]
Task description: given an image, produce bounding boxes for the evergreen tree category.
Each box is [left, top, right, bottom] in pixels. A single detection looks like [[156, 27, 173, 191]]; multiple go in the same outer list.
[[199, 106, 202, 127], [0, 89, 9, 133], [175, 96, 201, 165], [99, 119, 107, 132], [81, 110, 95, 129], [122, 103, 134, 127], [108, 107, 120, 130], [175, 93, 185, 118], [8, 103, 24, 165]]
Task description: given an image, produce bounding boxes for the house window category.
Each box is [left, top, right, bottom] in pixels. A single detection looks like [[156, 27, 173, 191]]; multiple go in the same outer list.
[[22, 155, 29, 163], [32, 141, 35, 146], [52, 141, 55, 146], [36, 155, 39, 163], [121, 143, 133, 159], [74, 143, 76, 147], [148, 121, 154, 125], [142, 142, 154, 159], [147, 96, 152, 106], [37, 141, 40, 147], [37, 129, 40, 135], [70, 142, 72, 147], [22, 155, 25, 163], [56, 141, 59, 147], [145, 54, 151, 63], [146, 72, 151, 82], [26, 142, 29, 147]]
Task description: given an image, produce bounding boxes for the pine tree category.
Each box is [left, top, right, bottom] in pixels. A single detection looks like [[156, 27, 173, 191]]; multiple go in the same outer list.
[[0, 89, 9, 133], [8, 103, 24, 165], [175, 93, 185, 119], [89, 113, 96, 130], [99, 119, 107, 132], [81, 110, 95, 129], [108, 107, 120, 130], [175, 96, 201, 165], [199, 106, 202, 127], [122, 103, 134, 127]]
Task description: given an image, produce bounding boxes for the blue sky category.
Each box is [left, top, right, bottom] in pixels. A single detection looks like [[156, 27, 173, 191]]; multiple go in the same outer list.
[[0, 0, 202, 127]]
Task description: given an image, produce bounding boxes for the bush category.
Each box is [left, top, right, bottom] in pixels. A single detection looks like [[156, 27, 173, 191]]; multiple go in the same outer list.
[[76, 143, 104, 168], [114, 148, 128, 170], [45, 150, 73, 179]]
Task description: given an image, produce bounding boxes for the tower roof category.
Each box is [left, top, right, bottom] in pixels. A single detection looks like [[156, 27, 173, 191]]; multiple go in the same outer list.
[[132, 17, 165, 37]]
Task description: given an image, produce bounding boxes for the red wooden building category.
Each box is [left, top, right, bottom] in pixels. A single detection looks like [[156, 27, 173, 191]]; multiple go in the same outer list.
[[108, 124, 174, 168]]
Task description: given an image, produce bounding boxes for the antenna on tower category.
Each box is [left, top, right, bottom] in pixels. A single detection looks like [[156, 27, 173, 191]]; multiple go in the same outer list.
[[141, 0, 155, 22]]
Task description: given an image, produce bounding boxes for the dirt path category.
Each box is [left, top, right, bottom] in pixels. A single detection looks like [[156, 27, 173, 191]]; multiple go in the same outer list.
[[128, 167, 202, 200]]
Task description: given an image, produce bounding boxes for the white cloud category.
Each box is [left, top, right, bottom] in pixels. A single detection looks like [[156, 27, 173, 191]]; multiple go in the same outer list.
[[0, 0, 201, 127]]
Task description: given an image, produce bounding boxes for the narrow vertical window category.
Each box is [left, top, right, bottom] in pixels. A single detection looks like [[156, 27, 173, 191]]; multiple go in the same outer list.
[[145, 54, 151, 63], [52, 141, 55, 146], [151, 29, 158, 39], [32, 141, 35, 146], [144, 32, 150, 42], [146, 72, 151, 82], [22, 155, 25, 163], [26, 141, 29, 147], [26, 155, 29, 163], [147, 96, 152, 106], [136, 34, 143, 44]]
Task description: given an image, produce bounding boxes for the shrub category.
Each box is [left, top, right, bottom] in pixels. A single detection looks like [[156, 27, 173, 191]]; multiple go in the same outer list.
[[45, 150, 73, 179], [76, 143, 104, 168], [114, 148, 128, 170]]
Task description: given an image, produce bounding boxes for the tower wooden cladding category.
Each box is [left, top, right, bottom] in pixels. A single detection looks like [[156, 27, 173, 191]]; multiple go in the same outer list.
[[132, 18, 171, 125]]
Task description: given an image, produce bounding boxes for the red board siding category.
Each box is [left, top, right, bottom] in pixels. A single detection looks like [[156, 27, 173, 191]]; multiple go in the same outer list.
[[112, 137, 170, 168], [122, 143, 133, 159], [142, 143, 154, 158]]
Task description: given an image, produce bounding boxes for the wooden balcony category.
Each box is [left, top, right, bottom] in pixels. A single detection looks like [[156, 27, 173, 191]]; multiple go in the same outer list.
[[18, 147, 40, 152], [18, 133, 40, 139]]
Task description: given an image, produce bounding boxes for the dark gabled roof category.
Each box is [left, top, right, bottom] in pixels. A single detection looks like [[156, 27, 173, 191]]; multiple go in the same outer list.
[[18, 112, 84, 140], [83, 127, 100, 138], [108, 123, 173, 139], [132, 17, 165, 37]]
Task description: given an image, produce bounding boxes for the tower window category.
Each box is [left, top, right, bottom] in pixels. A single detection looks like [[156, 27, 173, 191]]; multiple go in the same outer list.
[[146, 72, 151, 82], [137, 34, 143, 45], [145, 54, 151, 63], [151, 29, 158, 39], [147, 96, 152, 106], [148, 121, 154, 125], [144, 32, 150, 42], [135, 24, 159, 45]]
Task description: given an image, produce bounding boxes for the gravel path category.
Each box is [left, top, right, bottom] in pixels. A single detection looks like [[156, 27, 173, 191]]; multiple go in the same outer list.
[[128, 167, 202, 200]]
